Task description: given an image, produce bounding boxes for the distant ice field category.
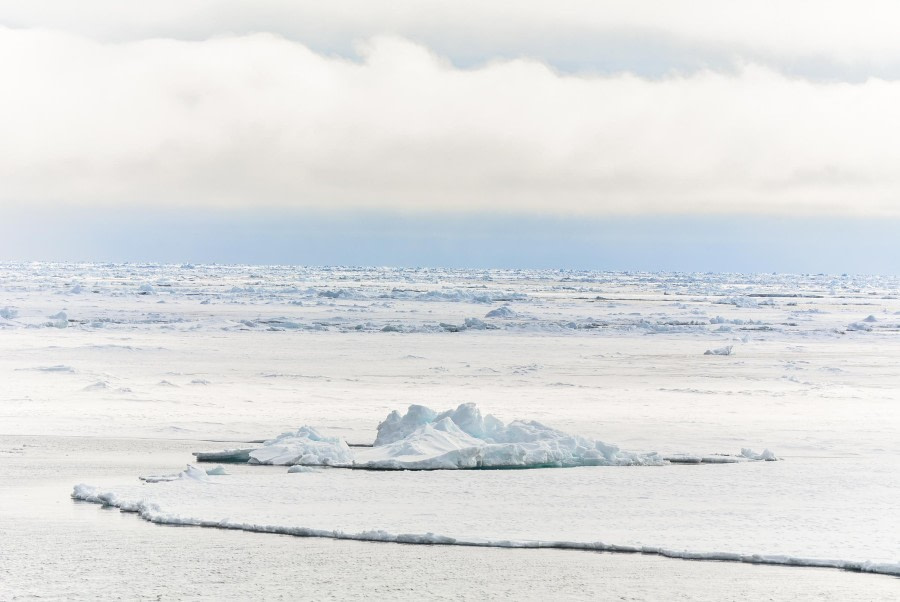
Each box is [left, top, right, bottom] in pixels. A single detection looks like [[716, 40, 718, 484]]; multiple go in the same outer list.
[[2, 263, 900, 591]]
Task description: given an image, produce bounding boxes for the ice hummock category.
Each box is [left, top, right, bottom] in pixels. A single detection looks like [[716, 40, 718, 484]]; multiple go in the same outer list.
[[247, 426, 353, 467], [139, 464, 212, 483], [374, 403, 505, 446], [194, 404, 776, 470], [358, 403, 664, 469], [704, 345, 734, 356], [741, 448, 778, 461]]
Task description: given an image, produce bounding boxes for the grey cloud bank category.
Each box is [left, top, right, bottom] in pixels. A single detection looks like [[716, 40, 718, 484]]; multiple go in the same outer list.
[[2, 29, 900, 217]]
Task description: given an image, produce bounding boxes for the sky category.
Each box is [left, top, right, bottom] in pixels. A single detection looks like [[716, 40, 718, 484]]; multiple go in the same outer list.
[[2, 2, 899, 272]]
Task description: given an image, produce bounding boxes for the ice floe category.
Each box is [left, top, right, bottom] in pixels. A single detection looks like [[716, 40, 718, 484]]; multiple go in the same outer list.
[[195, 404, 776, 470], [70, 471, 900, 578]]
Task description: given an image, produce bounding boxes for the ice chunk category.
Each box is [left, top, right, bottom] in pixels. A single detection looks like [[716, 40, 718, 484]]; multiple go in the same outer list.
[[82, 381, 110, 391], [715, 296, 758, 308], [355, 419, 487, 469], [45, 311, 68, 328], [485, 305, 517, 318], [374, 403, 503, 446], [0, 307, 18, 320], [463, 317, 496, 330], [205, 465, 229, 476], [374, 405, 439, 446], [193, 448, 254, 463], [360, 403, 664, 469], [287, 465, 320, 473], [140, 464, 211, 483], [704, 345, 734, 356], [741, 448, 779, 461], [196, 404, 775, 471], [248, 426, 353, 467]]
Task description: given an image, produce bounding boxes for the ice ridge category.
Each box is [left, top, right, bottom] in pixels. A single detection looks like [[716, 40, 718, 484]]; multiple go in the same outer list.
[[69, 484, 900, 578]]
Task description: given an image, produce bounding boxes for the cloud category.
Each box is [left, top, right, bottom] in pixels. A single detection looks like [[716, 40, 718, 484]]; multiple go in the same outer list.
[[4, 1, 900, 78], [2, 28, 900, 216]]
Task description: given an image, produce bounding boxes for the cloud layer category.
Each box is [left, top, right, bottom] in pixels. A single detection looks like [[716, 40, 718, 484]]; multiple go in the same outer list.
[[4, 1, 900, 77], [2, 9, 900, 216]]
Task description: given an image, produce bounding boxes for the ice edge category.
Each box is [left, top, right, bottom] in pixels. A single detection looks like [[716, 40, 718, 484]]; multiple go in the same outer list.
[[71, 484, 899, 578]]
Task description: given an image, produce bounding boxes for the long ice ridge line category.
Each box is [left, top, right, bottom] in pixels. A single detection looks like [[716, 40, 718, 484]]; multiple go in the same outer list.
[[72, 484, 900, 579]]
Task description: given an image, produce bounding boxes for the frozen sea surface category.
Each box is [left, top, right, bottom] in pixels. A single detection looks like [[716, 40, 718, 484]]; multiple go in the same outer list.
[[3, 436, 899, 601], [2, 263, 900, 598]]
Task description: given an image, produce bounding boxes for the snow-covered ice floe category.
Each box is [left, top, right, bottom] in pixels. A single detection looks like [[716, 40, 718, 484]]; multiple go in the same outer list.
[[193, 404, 776, 470], [70, 470, 900, 578]]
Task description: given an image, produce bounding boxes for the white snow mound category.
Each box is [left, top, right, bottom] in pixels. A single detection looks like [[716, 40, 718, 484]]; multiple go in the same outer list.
[[485, 305, 517, 318], [358, 403, 664, 469], [248, 426, 353, 467], [195, 404, 777, 470], [704, 345, 734, 356]]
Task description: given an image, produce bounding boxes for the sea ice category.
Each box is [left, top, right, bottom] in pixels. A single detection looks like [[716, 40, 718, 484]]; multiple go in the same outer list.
[[741, 448, 778, 461], [704, 345, 734, 356], [70, 464, 900, 578], [139, 464, 211, 483], [287, 465, 320, 473], [193, 449, 254, 463], [485, 305, 517, 318], [195, 403, 778, 470], [247, 426, 353, 467]]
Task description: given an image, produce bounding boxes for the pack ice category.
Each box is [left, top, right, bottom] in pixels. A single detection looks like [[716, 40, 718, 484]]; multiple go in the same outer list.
[[195, 403, 774, 470]]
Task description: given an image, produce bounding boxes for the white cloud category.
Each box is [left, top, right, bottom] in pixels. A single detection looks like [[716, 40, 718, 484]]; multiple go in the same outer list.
[[2, 28, 900, 216], [3, 1, 900, 76]]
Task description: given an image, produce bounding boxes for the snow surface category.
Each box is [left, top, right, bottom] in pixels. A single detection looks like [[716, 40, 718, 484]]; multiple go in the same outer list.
[[71, 461, 900, 578]]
